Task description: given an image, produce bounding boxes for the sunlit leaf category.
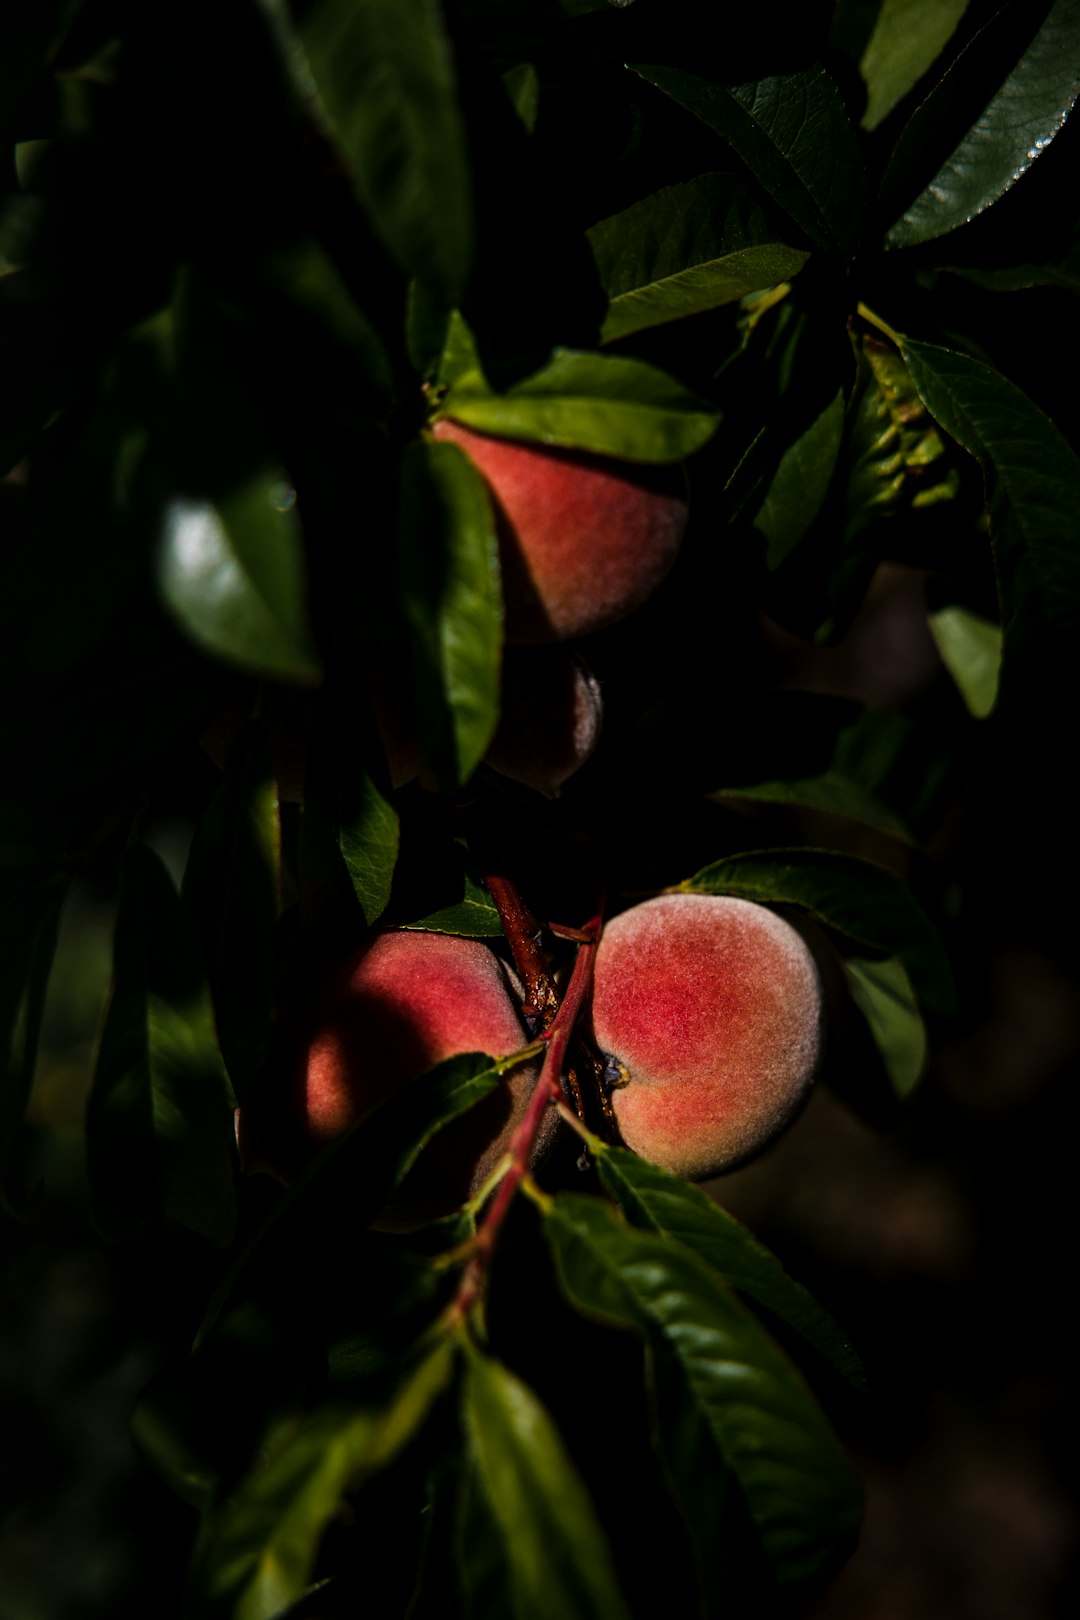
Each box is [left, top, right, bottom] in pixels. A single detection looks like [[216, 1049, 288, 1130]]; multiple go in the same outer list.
[[858, 0, 970, 129], [597, 1147, 864, 1386], [928, 604, 1002, 717], [461, 1340, 632, 1620], [544, 1195, 862, 1585], [632, 64, 864, 254], [87, 847, 236, 1245]]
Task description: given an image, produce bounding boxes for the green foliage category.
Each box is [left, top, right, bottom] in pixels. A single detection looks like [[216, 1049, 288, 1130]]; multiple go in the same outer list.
[[4, 0, 1078, 1613]]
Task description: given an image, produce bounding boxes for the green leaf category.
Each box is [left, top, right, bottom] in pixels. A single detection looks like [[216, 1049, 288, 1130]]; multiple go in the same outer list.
[[439, 349, 720, 462], [899, 337, 1080, 690], [858, 0, 970, 129], [182, 720, 281, 1101], [719, 772, 913, 841], [398, 438, 503, 788], [754, 389, 846, 568], [845, 955, 928, 1098], [683, 848, 955, 1018], [632, 64, 864, 255], [298, 0, 472, 303], [587, 173, 810, 343], [544, 1195, 862, 1585], [0, 874, 67, 1217], [339, 757, 400, 928], [597, 1148, 864, 1387], [157, 478, 322, 685], [928, 604, 1002, 718], [885, 0, 1080, 249], [87, 847, 236, 1246], [194, 1338, 455, 1620], [461, 1341, 632, 1620], [404, 864, 504, 938]]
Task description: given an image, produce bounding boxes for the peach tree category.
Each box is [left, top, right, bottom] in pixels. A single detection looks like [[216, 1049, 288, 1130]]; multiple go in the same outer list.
[[2, 0, 1079, 1615]]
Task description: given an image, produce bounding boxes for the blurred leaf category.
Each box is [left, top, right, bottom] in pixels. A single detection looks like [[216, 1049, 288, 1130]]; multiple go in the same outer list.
[[0, 873, 67, 1217], [845, 955, 928, 1097], [544, 1195, 862, 1585], [718, 771, 912, 840], [398, 437, 503, 789], [684, 848, 955, 1018], [502, 61, 540, 131], [0, 0, 82, 129], [859, 0, 970, 129], [182, 719, 281, 1102], [461, 1339, 632, 1620], [87, 846, 236, 1246], [754, 389, 845, 568], [928, 604, 1002, 717], [587, 173, 809, 342], [157, 479, 322, 685], [298, 0, 472, 303], [884, 0, 1080, 249], [632, 64, 864, 255], [900, 337, 1080, 692], [192, 1338, 455, 1620], [596, 1148, 864, 1386], [439, 349, 719, 461]]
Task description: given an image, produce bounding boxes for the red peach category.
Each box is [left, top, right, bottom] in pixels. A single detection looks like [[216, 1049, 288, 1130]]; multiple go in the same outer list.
[[589, 894, 824, 1179], [485, 645, 603, 796], [430, 418, 688, 642]]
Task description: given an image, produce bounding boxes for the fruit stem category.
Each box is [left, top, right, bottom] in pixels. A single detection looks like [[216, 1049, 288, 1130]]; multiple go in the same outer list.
[[450, 913, 601, 1324], [482, 870, 559, 1030]]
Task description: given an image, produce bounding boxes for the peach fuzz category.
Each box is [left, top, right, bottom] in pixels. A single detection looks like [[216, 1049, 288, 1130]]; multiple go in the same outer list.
[[589, 894, 824, 1179], [238, 931, 542, 1214], [430, 418, 688, 642]]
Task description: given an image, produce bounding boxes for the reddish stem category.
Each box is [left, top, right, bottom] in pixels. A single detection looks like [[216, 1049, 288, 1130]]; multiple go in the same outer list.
[[453, 915, 601, 1321], [483, 871, 559, 1029]]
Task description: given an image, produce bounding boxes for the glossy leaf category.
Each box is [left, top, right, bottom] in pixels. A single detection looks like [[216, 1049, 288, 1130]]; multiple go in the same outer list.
[[298, 0, 472, 303], [754, 389, 845, 568], [544, 1195, 862, 1585], [858, 0, 970, 129], [86, 847, 236, 1246], [0, 874, 66, 1217], [398, 437, 503, 788], [587, 173, 809, 343], [928, 604, 1002, 718], [404, 867, 504, 938], [597, 1147, 864, 1386], [885, 0, 1080, 249], [461, 1340, 632, 1620], [683, 848, 955, 1018], [157, 479, 322, 685], [900, 338, 1080, 687], [193, 1339, 455, 1620], [182, 720, 281, 1101], [845, 955, 928, 1097], [438, 349, 720, 462], [633, 64, 864, 254]]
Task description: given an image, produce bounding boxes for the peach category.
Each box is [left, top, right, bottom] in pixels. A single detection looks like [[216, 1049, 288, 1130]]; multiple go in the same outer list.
[[485, 645, 603, 796], [430, 418, 689, 642], [239, 931, 544, 1217], [589, 894, 824, 1179]]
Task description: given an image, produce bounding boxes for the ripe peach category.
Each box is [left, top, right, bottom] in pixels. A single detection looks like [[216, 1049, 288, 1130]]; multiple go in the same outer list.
[[239, 931, 544, 1218], [589, 894, 824, 1179], [485, 645, 603, 796], [430, 418, 689, 642]]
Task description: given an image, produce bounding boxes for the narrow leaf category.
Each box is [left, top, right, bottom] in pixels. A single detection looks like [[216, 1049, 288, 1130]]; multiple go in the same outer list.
[[87, 847, 236, 1245], [339, 749, 400, 927], [683, 848, 955, 1018], [157, 480, 322, 685], [461, 1342, 632, 1620], [633, 64, 864, 254], [439, 349, 720, 462], [587, 173, 809, 342], [845, 955, 928, 1097], [754, 389, 846, 568], [544, 1195, 862, 1585], [298, 0, 472, 302], [597, 1147, 864, 1386], [0, 874, 66, 1216], [859, 0, 970, 129], [885, 0, 1080, 248], [398, 438, 503, 788]]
